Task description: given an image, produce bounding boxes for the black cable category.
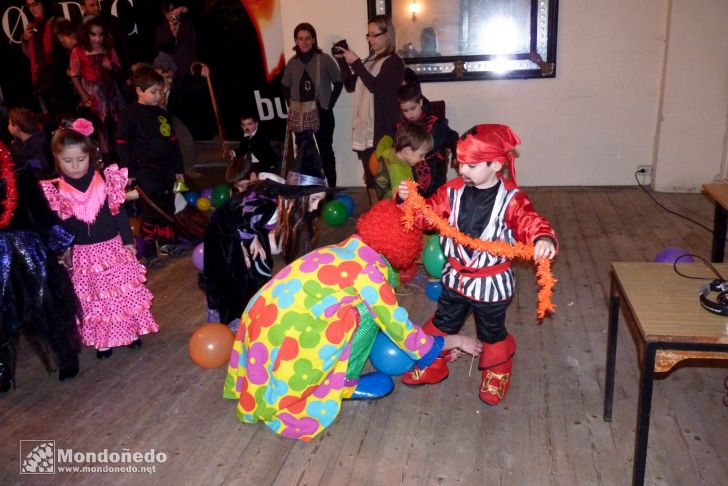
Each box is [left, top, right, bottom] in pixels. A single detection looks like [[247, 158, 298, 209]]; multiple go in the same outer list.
[[672, 253, 726, 281], [634, 170, 715, 234]]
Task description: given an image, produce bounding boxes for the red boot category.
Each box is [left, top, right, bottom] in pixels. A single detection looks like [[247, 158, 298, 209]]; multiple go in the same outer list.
[[401, 318, 452, 386], [479, 335, 516, 406]]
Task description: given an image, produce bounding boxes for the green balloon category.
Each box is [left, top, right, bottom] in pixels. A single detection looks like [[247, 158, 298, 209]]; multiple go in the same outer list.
[[423, 236, 446, 278], [211, 184, 231, 208], [322, 200, 348, 227]]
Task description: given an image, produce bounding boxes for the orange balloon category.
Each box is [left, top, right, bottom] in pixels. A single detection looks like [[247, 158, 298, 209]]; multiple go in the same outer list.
[[188, 323, 235, 368], [368, 151, 380, 177], [129, 216, 142, 237]]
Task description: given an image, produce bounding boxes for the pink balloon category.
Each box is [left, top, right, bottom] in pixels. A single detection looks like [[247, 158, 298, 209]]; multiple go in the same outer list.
[[192, 243, 204, 271]]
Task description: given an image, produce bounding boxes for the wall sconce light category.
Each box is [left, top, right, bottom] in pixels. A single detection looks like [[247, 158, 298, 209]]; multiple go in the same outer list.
[[410, 0, 420, 21]]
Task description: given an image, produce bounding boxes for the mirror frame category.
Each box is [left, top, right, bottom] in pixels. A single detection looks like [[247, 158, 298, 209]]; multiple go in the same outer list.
[[367, 0, 559, 82]]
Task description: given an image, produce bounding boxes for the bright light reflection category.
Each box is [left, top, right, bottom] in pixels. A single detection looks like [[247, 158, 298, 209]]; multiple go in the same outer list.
[[489, 57, 512, 74], [478, 16, 520, 55]]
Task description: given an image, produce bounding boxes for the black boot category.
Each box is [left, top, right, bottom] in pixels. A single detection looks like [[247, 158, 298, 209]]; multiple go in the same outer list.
[[58, 355, 79, 382], [0, 360, 11, 393], [0, 341, 15, 394]]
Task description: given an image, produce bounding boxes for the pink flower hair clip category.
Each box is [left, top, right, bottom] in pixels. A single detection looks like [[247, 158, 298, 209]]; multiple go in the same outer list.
[[71, 118, 95, 136]]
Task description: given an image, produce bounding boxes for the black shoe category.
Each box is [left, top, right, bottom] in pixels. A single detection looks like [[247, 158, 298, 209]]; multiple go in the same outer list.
[[96, 348, 113, 360], [141, 255, 162, 268], [58, 360, 79, 381], [127, 338, 142, 349]]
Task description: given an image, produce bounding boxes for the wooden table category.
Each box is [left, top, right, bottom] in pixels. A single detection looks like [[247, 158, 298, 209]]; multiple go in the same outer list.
[[603, 262, 728, 486], [703, 184, 728, 262]]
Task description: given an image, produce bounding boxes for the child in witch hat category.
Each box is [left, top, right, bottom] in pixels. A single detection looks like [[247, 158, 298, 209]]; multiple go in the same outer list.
[[201, 136, 330, 329]]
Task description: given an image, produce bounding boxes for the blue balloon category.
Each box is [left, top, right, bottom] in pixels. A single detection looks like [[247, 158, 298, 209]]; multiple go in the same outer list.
[[425, 281, 442, 301], [655, 247, 693, 264], [369, 332, 415, 376], [349, 371, 394, 400], [184, 191, 200, 205], [334, 193, 355, 216]]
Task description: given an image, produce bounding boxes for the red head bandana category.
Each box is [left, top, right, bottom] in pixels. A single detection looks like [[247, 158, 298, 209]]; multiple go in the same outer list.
[[456, 124, 522, 183]]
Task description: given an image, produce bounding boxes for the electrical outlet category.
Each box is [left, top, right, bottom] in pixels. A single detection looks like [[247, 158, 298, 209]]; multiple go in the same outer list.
[[636, 165, 653, 185], [637, 165, 652, 176]]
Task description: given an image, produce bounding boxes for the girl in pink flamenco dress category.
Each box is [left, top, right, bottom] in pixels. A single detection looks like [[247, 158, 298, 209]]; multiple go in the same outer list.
[[41, 121, 158, 360]]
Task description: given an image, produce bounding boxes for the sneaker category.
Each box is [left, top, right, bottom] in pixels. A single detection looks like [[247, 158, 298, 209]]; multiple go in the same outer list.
[[96, 348, 113, 360], [158, 243, 186, 257]]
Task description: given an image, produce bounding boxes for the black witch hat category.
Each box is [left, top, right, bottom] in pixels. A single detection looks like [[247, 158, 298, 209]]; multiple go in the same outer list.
[[284, 132, 331, 193]]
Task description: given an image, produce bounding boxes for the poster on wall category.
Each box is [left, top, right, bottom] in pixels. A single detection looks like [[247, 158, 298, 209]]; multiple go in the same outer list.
[[0, 0, 287, 141]]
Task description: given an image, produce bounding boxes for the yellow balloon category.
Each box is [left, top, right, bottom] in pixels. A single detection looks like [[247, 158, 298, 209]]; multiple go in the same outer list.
[[196, 197, 212, 211]]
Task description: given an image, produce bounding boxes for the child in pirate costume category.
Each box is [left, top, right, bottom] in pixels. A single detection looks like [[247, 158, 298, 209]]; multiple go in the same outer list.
[[396, 124, 557, 405]]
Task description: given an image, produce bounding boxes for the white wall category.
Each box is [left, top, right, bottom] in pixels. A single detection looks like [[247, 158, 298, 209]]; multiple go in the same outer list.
[[279, 0, 728, 192], [652, 0, 728, 191]]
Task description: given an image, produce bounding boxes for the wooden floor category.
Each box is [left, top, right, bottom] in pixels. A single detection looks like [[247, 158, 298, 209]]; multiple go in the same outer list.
[[2, 186, 728, 485]]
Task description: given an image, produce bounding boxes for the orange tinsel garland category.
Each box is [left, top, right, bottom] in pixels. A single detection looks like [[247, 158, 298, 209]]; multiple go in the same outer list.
[[400, 180, 557, 319]]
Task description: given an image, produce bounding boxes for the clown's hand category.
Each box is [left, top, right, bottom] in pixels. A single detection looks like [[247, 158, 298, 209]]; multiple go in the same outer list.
[[443, 334, 481, 356], [533, 238, 556, 260]]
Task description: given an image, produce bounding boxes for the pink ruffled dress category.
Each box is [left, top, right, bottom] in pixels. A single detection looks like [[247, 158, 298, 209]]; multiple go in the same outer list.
[[42, 165, 159, 348]]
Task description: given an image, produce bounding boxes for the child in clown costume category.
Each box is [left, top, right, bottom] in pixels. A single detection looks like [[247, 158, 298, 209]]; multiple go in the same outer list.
[[223, 200, 481, 441], [396, 124, 557, 405]]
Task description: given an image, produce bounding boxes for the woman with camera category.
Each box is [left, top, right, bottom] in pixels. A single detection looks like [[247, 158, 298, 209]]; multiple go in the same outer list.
[[335, 15, 404, 199], [281, 23, 343, 188]]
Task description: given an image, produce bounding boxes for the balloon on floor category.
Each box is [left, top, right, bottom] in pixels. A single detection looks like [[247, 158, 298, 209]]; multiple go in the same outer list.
[[425, 281, 443, 301], [184, 191, 200, 206], [212, 184, 231, 208], [134, 236, 146, 259], [188, 323, 235, 368], [334, 193, 355, 216], [369, 332, 415, 376], [398, 263, 417, 284], [322, 200, 347, 227], [655, 247, 693, 264], [200, 187, 213, 200], [423, 236, 446, 279], [192, 243, 204, 270], [196, 197, 212, 211]]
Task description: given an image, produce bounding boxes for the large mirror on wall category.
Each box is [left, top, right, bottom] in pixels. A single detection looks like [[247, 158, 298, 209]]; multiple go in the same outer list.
[[367, 0, 559, 82]]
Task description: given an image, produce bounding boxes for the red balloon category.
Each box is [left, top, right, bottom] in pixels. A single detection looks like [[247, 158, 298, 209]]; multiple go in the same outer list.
[[398, 263, 417, 284], [188, 323, 235, 368]]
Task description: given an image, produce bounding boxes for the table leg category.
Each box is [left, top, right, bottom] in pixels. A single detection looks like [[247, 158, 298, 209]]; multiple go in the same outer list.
[[632, 343, 657, 486], [711, 203, 727, 262], [603, 286, 620, 422]]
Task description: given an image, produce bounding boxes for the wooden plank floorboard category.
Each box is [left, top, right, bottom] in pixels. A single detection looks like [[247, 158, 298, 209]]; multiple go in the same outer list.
[[1, 187, 727, 485]]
